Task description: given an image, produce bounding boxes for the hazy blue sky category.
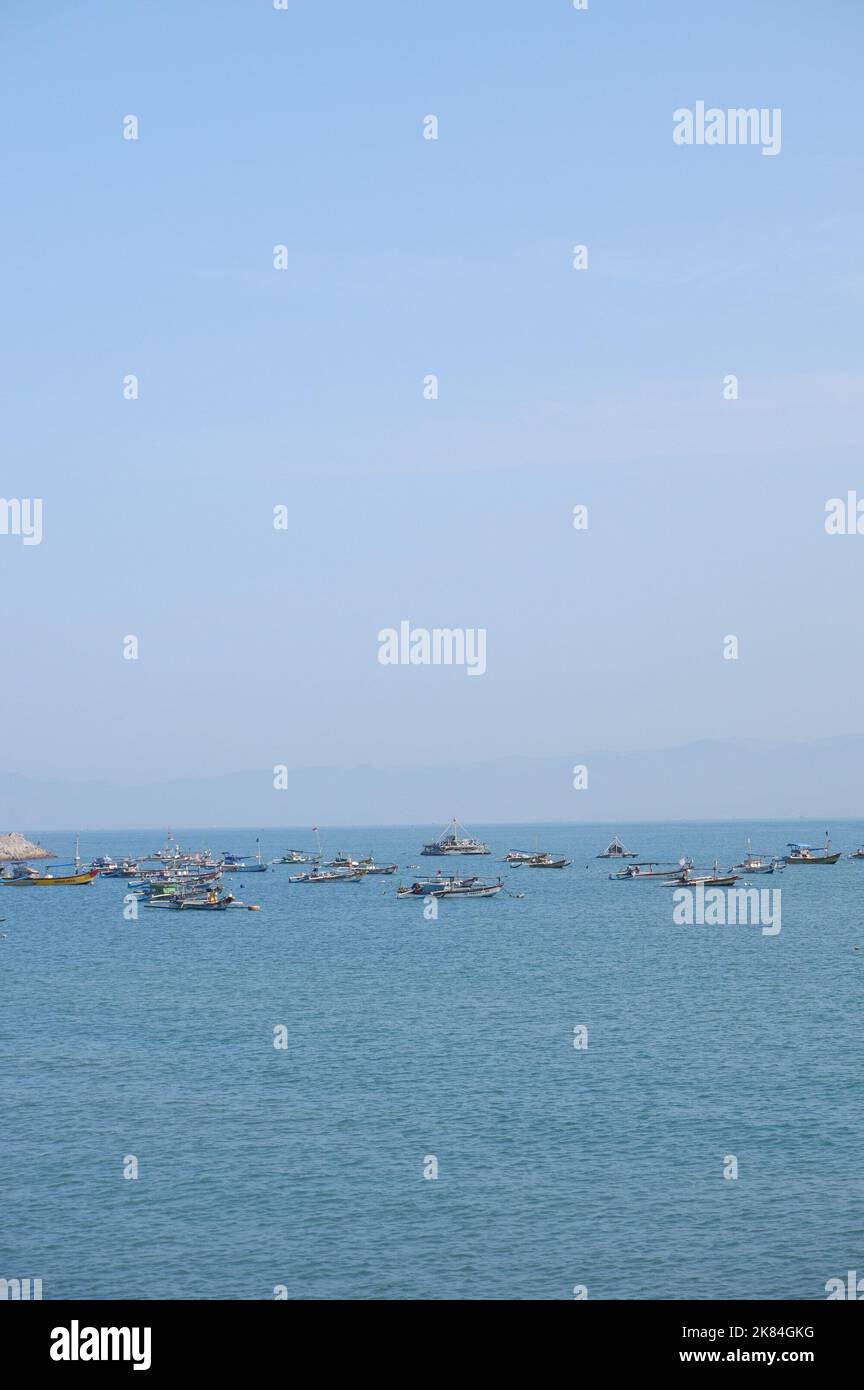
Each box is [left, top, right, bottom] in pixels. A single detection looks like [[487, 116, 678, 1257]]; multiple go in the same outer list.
[[2, 0, 863, 787]]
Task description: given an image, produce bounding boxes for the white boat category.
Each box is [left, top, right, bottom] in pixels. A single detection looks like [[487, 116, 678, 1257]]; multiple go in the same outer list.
[[435, 882, 503, 898], [289, 868, 363, 883], [608, 861, 688, 880], [525, 853, 571, 868], [732, 841, 782, 874], [664, 860, 739, 887], [397, 873, 478, 897], [356, 857, 398, 875], [271, 849, 319, 865]]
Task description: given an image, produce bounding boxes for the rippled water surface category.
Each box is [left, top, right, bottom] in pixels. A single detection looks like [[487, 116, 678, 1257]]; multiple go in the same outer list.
[[2, 822, 862, 1300]]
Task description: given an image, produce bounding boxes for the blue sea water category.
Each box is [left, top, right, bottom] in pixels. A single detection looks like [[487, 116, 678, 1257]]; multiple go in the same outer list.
[[1, 821, 862, 1301]]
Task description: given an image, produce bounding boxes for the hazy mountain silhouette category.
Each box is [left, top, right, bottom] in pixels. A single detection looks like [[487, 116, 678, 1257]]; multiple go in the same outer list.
[[2, 737, 862, 829]]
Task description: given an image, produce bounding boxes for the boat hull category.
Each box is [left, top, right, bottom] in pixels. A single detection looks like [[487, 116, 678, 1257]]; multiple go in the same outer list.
[[3, 870, 97, 886], [783, 854, 840, 865]]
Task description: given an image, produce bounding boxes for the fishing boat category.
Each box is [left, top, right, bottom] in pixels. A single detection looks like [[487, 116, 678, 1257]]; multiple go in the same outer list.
[[731, 841, 781, 874], [2, 836, 97, 886], [733, 839, 783, 872], [90, 855, 119, 874], [356, 857, 398, 875], [11, 868, 99, 885], [131, 868, 222, 896], [525, 853, 571, 868], [140, 881, 192, 905], [323, 852, 363, 870], [609, 860, 690, 880], [430, 878, 503, 898], [3, 862, 96, 886], [175, 890, 238, 911], [289, 868, 363, 883], [849, 847, 864, 860], [271, 849, 319, 865], [503, 850, 536, 863], [397, 874, 479, 897], [221, 842, 268, 873], [597, 836, 637, 859], [666, 860, 739, 888], [421, 818, 490, 856], [100, 858, 140, 878], [784, 833, 840, 865]]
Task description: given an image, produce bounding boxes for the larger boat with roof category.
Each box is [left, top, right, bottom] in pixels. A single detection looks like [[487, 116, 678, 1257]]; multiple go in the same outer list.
[[421, 818, 490, 856]]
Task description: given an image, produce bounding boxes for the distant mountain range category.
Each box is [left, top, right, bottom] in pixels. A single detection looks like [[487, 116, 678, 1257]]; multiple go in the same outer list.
[[2, 737, 863, 830]]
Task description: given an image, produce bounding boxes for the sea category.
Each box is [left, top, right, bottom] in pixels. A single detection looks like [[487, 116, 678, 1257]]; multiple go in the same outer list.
[[2, 821, 862, 1301]]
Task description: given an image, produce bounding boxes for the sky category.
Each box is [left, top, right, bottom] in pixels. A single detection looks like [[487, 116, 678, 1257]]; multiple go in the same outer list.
[[1, 0, 863, 792]]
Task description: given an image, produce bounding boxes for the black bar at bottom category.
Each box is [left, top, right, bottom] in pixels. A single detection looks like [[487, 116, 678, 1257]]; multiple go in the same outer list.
[[1, 1298, 858, 1375]]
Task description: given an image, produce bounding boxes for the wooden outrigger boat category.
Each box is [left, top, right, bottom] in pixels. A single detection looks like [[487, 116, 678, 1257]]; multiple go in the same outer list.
[[398, 874, 478, 897], [731, 841, 781, 874], [665, 860, 739, 888], [505, 848, 570, 867], [221, 843, 268, 873], [356, 857, 398, 875], [428, 877, 503, 898], [435, 881, 503, 898], [289, 868, 363, 883], [597, 836, 637, 859], [3, 865, 97, 885], [2, 836, 96, 885], [784, 833, 840, 865], [609, 860, 689, 880]]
